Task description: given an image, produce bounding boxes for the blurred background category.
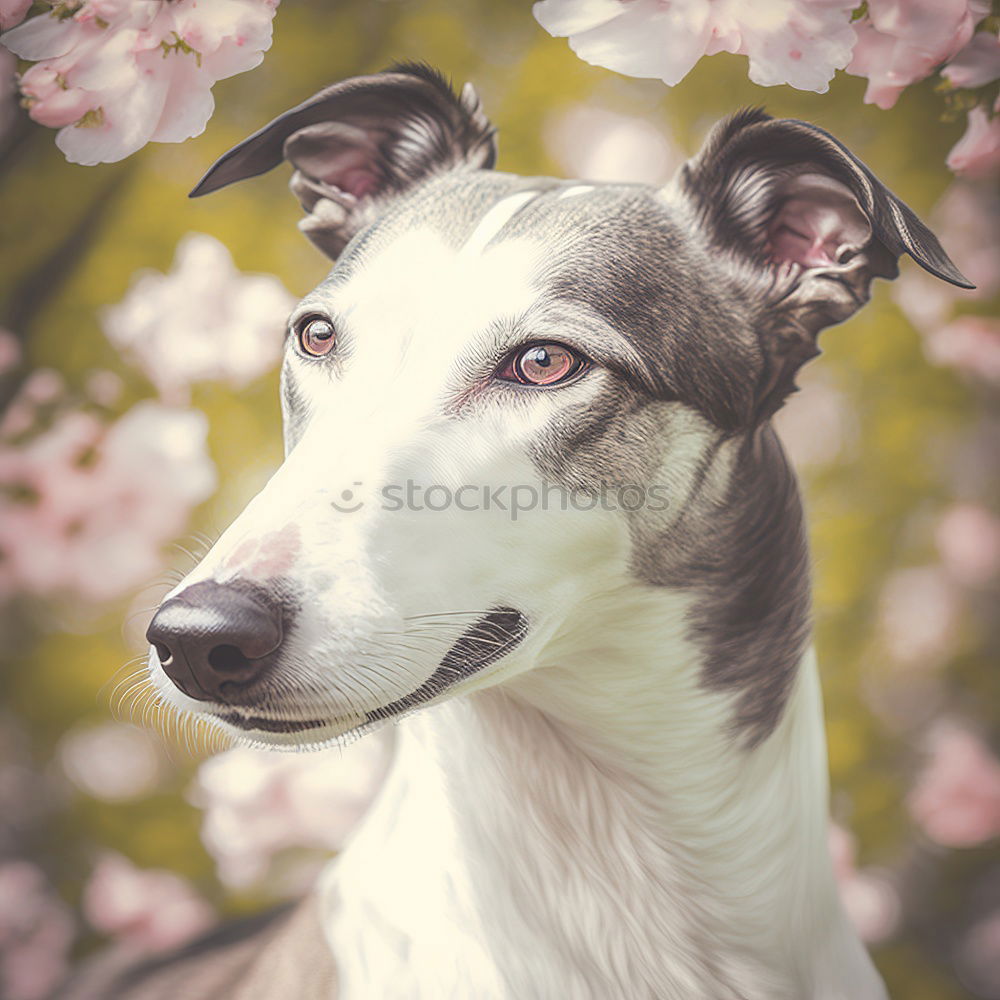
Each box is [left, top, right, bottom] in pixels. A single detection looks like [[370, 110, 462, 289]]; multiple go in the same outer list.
[[1, 1, 998, 997]]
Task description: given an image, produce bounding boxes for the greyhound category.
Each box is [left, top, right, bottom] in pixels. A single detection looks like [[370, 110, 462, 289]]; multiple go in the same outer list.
[[91, 64, 971, 999]]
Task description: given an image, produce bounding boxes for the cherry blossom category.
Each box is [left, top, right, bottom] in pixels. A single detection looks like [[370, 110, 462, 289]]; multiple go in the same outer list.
[[935, 503, 1000, 587], [878, 566, 961, 668], [908, 721, 1000, 848], [82, 852, 215, 952], [545, 104, 679, 185], [532, 0, 858, 93], [0, 400, 215, 604], [0, 861, 75, 1000], [1, 0, 280, 165], [847, 0, 986, 110], [102, 233, 293, 405], [924, 315, 1000, 384], [828, 823, 901, 944], [942, 28, 1000, 89], [190, 734, 391, 889], [58, 722, 165, 801], [947, 102, 1000, 178]]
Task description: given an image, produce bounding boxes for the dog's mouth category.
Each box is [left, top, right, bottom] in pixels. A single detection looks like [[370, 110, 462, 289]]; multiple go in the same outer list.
[[213, 607, 529, 738], [216, 712, 329, 734]]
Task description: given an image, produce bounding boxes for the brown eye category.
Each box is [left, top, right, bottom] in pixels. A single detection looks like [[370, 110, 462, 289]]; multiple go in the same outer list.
[[498, 343, 587, 386], [297, 316, 336, 357]]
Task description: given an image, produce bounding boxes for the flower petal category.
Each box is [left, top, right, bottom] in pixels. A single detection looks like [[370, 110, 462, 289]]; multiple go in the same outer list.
[[947, 103, 1000, 178], [533, 0, 626, 37], [942, 29, 1000, 89], [1, 9, 82, 60]]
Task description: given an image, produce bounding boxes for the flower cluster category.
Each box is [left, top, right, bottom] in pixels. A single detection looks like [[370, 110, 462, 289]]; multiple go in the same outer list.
[[0, 0, 279, 164], [0, 861, 74, 1000], [533, 0, 1000, 176], [0, 390, 216, 604], [190, 735, 391, 890], [102, 233, 294, 405], [82, 853, 215, 953], [907, 721, 1000, 848]]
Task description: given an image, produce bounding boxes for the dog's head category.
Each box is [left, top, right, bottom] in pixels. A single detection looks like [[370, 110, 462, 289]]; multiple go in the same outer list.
[[145, 64, 969, 748]]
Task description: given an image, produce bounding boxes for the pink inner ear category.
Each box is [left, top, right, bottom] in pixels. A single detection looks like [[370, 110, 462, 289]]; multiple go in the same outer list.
[[336, 168, 379, 199], [768, 173, 871, 269], [286, 124, 385, 202], [315, 147, 381, 200]]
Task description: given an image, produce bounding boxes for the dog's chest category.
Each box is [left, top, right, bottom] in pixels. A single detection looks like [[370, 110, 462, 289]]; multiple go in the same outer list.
[[317, 703, 771, 1000]]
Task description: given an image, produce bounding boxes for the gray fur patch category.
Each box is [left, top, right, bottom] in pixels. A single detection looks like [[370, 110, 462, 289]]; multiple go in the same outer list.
[[634, 427, 811, 748]]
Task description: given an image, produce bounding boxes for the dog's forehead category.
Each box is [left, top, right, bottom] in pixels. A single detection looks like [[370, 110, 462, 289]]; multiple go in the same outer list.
[[327, 171, 700, 307], [290, 171, 758, 431]]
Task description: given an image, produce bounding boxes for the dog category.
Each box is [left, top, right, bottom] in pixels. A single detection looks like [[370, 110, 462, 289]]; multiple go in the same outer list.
[[78, 63, 971, 999]]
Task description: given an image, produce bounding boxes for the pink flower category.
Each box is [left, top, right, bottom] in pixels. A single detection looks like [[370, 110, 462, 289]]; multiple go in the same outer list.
[[82, 853, 215, 952], [847, 0, 987, 110], [924, 315, 1000, 383], [533, 0, 858, 93], [827, 824, 900, 944], [947, 102, 1000, 178], [103, 234, 293, 405], [935, 503, 1000, 586], [878, 566, 961, 668], [943, 29, 1000, 88], [545, 104, 679, 185], [0, 861, 75, 1000], [2, 0, 279, 165], [908, 722, 1000, 848], [0, 400, 216, 605], [0, 0, 30, 32], [191, 735, 391, 889], [58, 722, 164, 801]]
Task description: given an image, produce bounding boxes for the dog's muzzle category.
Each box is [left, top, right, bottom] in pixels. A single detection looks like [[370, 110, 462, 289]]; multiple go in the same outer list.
[[146, 580, 285, 703]]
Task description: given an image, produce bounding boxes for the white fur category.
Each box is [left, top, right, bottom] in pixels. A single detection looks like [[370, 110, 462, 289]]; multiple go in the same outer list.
[[460, 190, 540, 256], [320, 590, 885, 1000]]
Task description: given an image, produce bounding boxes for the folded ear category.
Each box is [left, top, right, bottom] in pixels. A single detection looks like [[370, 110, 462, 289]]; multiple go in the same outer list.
[[677, 109, 973, 421], [189, 63, 497, 259]]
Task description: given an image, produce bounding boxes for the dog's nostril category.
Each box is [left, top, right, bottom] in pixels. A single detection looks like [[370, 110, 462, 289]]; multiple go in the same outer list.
[[208, 643, 252, 673], [152, 641, 173, 665]]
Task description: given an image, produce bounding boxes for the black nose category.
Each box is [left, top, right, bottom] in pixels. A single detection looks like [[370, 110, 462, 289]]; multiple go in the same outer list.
[[146, 580, 284, 702]]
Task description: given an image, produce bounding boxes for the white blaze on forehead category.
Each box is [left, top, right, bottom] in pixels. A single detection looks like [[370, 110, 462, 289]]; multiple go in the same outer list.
[[458, 190, 540, 258], [557, 184, 595, 200]]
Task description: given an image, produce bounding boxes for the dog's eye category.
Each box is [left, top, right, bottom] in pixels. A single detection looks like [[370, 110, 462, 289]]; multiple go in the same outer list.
[[497, 343, 587, 387], [296, 316, 336, 357]]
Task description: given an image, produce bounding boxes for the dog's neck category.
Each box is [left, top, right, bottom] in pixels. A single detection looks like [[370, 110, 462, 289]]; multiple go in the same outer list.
[[320, 581, 884, 1000]]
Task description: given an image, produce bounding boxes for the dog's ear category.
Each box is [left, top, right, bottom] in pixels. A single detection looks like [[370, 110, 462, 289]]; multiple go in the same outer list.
[[677, 109, 973, 421], [189, 63, 497, 259]]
